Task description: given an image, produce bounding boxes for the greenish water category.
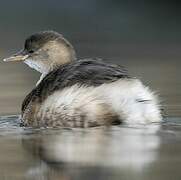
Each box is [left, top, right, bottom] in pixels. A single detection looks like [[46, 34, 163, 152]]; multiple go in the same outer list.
[[0, 115, 181, 180]]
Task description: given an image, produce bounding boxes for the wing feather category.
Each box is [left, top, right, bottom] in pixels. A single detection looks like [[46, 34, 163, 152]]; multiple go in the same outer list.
[[22, 58, 129, 112]]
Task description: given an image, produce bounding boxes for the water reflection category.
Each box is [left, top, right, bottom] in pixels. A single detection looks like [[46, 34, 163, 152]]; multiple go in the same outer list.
[[22, 125, 160, 165], [1, 116, 181, 180], [21, 124, 161, 179]]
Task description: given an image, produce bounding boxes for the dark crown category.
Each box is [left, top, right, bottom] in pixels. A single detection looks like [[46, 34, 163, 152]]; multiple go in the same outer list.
[[24, 31, 63, 52]]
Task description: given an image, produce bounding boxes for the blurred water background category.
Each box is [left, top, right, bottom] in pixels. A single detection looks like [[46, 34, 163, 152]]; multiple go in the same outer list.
[[0, 0, 181, 116], [0, 0, 181, 179]]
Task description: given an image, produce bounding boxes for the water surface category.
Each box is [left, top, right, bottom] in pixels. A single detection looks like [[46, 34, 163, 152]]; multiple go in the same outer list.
[[0, 115, 181, 180], [0, 1, 180, 179]]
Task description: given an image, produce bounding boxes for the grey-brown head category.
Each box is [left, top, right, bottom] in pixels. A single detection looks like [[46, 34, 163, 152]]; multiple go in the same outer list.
[[4, 31, 76, 73]]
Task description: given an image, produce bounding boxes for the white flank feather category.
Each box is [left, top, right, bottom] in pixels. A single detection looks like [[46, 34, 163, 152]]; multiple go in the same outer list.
[[37, 78, 161, 125]]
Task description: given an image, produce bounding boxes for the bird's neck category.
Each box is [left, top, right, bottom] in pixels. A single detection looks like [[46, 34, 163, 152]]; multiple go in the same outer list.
[[24, 59, 52, 86], [36, 73, 48, 86]]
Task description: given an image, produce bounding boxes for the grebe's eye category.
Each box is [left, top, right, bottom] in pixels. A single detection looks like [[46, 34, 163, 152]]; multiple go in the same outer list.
[[29, 50, 34, 53]]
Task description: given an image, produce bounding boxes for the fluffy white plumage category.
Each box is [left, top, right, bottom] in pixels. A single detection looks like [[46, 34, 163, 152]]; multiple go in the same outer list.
[[37, 78, 161, 125]]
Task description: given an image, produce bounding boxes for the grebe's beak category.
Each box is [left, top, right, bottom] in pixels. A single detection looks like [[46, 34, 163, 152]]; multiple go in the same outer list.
[[3, 50, 29, 62]]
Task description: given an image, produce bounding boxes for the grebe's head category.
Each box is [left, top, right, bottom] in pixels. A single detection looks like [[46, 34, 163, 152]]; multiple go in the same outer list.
[[4, 31, 76, 73]]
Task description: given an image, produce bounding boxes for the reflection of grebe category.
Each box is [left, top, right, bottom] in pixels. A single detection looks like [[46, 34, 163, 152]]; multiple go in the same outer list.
[[4, 31, 161, 127]]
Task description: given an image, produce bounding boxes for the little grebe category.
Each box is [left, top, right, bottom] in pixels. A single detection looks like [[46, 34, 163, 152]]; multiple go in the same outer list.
[[4, 31, 161, 127]]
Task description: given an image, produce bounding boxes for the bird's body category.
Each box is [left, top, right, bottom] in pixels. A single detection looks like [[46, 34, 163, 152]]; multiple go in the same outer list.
[[4, 31, 162, 127]]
